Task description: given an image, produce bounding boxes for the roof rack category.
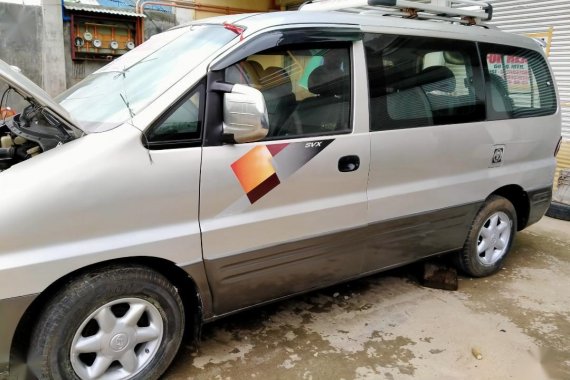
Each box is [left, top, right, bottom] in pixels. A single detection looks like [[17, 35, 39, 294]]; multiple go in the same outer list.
[[299, 0, 493, 26]]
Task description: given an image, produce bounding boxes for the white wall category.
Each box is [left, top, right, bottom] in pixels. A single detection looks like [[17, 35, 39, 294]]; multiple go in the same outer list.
[[0, 0, 41, 6]]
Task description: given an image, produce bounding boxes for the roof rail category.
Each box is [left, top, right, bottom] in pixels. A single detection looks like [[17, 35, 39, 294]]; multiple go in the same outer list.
[[299, 0, 493, 25]]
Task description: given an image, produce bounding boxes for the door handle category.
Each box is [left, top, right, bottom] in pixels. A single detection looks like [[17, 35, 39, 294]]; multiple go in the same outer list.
[[338, 155, 360, 172]]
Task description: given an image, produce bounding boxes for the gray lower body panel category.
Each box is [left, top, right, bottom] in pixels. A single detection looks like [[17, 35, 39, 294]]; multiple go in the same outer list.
[[205, 201, 482, 317], [205, 227, 367, 315], [0, 294, 36, 376], [363, 201, 482, 270]]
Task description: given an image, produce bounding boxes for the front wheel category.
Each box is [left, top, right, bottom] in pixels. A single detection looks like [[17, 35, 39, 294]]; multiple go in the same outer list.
[[28, 266, 185, 380], [456, 195, 517, 277]]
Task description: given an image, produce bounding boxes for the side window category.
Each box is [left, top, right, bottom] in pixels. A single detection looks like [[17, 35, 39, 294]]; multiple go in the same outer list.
[[147, 84, 203, 145], [364, 34, 485, 131], [480, 44, 557, 120], [224, 45, 352, 139]]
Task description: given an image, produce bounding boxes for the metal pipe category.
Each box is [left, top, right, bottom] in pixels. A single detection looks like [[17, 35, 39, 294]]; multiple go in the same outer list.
[[135, 2, 204, 44], [134, 1, 268, 44], [135, 0, 265, 15]]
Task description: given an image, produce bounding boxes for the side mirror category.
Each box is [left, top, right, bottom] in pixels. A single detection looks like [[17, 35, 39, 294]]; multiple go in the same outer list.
[[223, 84, 269, 144]]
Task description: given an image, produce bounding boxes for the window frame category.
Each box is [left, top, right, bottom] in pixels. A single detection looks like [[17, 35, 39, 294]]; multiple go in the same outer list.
[[363, 33, 487, 132], [243, 42, 355, 141], [478, 42, 557, 121], [204, 27, 361, 147], [143, 80, 205, 150]]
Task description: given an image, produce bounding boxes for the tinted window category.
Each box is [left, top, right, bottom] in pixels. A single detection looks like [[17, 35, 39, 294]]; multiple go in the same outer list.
[[480, 44, 557, 119], [364, 34, 485, 131], [147, 85, 202, 144], [224, 45, 351, 139]]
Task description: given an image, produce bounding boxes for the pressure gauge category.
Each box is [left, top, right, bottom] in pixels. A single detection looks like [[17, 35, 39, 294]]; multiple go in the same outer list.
[[74, 37, 84, 47], [126, 41, 135, 50], [83, 32, 93, 41], [92, 39, 102, 48], [110, 41, 119, 50]]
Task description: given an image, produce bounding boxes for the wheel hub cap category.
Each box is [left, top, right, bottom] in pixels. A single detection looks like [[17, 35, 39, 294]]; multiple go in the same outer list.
[[110, 333, 129, 352], [476, 211, 512, 266], [70, 298, 164, 380]]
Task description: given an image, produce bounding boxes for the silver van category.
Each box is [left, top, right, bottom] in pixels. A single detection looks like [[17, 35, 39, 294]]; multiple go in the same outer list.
[[0, 0, 561, 378]]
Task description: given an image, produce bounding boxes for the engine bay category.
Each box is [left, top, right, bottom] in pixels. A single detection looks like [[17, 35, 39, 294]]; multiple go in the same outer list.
[[1, 88, 79, 172]]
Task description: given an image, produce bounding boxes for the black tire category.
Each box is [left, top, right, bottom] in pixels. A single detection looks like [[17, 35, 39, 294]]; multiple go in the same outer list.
[[456, 195, 517, 277], [28, 266, 185, 380], [545, 201, 570, 221]]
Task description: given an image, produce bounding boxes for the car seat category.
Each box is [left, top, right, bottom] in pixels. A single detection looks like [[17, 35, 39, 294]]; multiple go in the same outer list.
[[278, 65, 350, 136], [259, 66, 297, 137]]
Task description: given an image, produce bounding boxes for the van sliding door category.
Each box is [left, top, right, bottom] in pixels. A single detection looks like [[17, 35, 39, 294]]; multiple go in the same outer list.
[[362, 32, 487, 271]]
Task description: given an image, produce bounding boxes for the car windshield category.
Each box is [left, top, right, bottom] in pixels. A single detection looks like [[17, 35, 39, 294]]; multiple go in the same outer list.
[[55, 24, 236, 133]]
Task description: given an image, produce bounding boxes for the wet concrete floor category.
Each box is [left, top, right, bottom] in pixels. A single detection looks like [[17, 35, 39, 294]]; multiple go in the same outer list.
[[164, 216, 569, 380]]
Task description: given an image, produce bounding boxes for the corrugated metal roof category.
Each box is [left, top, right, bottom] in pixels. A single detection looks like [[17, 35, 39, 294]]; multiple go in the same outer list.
[[96, 0, 171, 13], [63, 3, 146, 17], [489, 0, 570, 139]]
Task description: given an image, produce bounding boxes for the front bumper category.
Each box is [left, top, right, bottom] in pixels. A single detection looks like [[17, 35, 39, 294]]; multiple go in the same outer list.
[[0, 294, 36, 376]]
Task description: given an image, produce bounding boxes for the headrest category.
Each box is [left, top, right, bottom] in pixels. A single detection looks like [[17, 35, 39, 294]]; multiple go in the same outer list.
[[240, 61, 261, 84], [260, 66, 292, 93], [420, 66, 456, 93], [308, 66, 348, 96], [247, 60, 265, 77], [225, 61, 261, 86], [225, 65, 244, 84], [443, 51, 465, 65]]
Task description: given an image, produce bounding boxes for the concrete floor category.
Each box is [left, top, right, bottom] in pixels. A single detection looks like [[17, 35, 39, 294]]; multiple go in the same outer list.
[[163, 217, 570, 380]]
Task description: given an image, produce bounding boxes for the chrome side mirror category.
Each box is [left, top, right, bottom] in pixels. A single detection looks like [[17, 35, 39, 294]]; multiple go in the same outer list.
[[223, 84, 269, 144]]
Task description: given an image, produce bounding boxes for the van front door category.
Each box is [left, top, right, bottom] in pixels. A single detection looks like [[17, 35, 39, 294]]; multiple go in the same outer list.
[[199, 39, 370, 315]]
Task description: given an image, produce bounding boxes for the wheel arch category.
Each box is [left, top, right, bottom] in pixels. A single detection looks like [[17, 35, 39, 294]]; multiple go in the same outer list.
[[9, 256, 204, 372], [489, 184, 530, 231]]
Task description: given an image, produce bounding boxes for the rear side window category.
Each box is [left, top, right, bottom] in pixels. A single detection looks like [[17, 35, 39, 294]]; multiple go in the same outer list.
[[480, 44, 557, 119], [224, 44, 352, 139], [364, 34, 485, 131]]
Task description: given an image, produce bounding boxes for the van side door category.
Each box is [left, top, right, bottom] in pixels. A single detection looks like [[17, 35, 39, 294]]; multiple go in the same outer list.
[[199, 31, 371, 315], [362, 32, 487, 271]]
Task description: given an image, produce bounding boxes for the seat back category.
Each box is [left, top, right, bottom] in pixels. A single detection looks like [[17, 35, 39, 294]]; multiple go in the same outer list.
[[259, 66, 297, 136], [419, 66, 456, 116], [488, 73, 514, 116], [372, 67, 433, 129], [288, 65, 350, 135]]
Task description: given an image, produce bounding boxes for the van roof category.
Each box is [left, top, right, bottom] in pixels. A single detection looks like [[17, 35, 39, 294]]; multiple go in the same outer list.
[[193, 10, 542, 54]]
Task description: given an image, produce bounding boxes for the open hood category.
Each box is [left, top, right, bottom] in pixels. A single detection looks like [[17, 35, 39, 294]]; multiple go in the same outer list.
[[0, 58, 83, 134]]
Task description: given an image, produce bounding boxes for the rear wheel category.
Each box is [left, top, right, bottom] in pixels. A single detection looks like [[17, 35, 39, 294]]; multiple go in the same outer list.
[[457, 196, 517, 277], [28, 266, 185, 380]]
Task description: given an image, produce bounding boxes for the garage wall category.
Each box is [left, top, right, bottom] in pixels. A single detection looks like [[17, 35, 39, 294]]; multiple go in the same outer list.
[[0, 0, 66, 97], [0, 1, 43, 112], [0, 2, 43, 86]]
